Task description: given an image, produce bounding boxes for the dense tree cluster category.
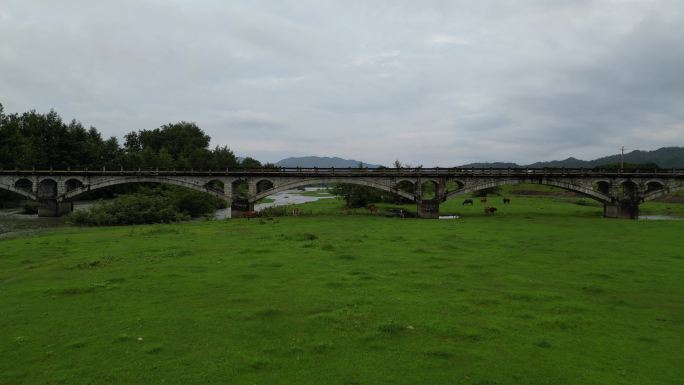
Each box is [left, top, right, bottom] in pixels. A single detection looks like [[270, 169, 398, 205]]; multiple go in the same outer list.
[[0, 104, 261, 170]]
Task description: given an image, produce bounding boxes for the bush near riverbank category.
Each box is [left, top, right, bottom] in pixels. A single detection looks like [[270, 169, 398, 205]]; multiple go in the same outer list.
[[70, 186, 226, 225]]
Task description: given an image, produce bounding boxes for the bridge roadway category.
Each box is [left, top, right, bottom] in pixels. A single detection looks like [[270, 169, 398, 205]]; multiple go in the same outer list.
[[1, 167, 683, 218]]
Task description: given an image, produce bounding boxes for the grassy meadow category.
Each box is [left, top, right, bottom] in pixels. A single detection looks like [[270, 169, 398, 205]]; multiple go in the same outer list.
[[1, 188, 683, 384]]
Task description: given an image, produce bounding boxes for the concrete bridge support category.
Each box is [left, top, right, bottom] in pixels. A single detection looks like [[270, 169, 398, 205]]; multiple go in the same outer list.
[[603, 201, 640, 219], [417, 200, 440, 218], [38, 200, 73, 217]]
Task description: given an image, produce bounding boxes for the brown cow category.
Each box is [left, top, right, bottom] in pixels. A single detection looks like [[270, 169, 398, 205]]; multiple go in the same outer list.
[[480, 197, 487, 203], [367, 204, 379, 214], [484, 207, 497, 215], [242, 210, 259, 220]]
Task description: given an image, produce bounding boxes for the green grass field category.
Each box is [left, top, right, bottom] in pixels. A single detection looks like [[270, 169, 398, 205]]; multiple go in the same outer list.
[[1, 193, 683, 384]]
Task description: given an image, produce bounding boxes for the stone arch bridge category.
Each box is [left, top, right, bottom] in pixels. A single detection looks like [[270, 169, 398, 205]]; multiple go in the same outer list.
[[1, 168, 682, 219]]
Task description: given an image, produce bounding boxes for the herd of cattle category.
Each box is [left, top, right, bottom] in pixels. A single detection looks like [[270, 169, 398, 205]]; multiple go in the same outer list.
[[462, 197, 511, 215], [461, 197, 511, 215]]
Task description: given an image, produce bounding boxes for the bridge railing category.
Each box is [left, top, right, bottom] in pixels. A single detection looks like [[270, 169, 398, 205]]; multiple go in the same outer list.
[[1, 167, 683, 178]]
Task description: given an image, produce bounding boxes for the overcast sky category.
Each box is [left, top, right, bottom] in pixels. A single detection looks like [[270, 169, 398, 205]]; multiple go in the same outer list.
[[1, 0, 683, 166]]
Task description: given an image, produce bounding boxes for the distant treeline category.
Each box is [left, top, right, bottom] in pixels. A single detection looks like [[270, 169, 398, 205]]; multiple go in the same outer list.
[[0, 103, 268, 170]]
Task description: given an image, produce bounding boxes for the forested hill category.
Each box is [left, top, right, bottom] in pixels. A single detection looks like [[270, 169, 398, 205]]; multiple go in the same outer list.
[[0, 104, 266, 170], [461, 147, 684, 168], [276, 156, 382, 168]]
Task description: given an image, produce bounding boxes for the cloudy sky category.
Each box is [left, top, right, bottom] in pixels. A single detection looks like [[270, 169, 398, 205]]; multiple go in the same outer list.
[[1, 0, 683, 166]]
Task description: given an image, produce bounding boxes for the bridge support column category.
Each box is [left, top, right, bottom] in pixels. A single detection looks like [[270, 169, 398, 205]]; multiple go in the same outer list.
[[417, 199, 440, 219], [603, 201, 639, 219], [38, 200, 73, 217]]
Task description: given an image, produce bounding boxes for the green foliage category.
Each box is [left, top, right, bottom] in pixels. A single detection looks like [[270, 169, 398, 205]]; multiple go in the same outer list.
[[123, 122, 237, 170], [331, 183, 390, 208], [0, 106, 247, 170], [70, 186, 226, 225], [240, 157, 262, 168]]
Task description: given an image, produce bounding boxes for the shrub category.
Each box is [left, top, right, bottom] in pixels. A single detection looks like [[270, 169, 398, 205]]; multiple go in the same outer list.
[[70, 186, 224, 226]]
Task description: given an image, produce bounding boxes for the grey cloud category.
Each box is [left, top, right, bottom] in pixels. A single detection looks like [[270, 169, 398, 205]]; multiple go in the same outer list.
[[1, 0, 682, 166]]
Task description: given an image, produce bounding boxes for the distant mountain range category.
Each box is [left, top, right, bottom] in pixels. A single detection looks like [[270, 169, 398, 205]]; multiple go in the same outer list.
[[275, 156, 383, 168], [274, 147, 684, 169], [461, 147, 684, 168]]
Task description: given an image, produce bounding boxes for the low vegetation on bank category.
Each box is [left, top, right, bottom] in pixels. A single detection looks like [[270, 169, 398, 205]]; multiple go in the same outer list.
[[70, 186, 226, 225]]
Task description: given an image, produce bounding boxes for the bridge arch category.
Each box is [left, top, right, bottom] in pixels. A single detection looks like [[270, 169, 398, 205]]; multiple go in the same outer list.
[[642, 183, 684, 202], [14, 178, 33, 192], [61, 176, 228, 201], [205, 179, 225, 194], [444, 178, 612, 204], [0, 181, 36, 200], [644, 179, 666, 191], [395, 178, 416, 185], [445, 179, 465, 193], [419, 180, 438, 200], [65, 178, 84, 192], [253, 178, 416, 202], [38, 179, 58, 199], [256, 179, 275, 194], [595, 180, 611, 195], [395, 180, 416, 196]]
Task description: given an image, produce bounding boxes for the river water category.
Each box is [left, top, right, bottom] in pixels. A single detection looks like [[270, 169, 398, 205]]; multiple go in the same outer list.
[[638, 215, 683, 221], [214, 188, 334, 219]]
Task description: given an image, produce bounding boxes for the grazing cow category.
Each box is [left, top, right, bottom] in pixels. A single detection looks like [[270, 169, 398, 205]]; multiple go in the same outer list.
[[462, 199, 474, 206], [242, 210, 259, 220], [484, 207, 497, 215], [367, 204, 379, 214], [480, 197, 488, 203], [503, 198, 511, 204]]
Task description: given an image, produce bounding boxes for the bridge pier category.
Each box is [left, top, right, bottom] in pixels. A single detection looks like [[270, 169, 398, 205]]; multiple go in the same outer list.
[[603, 201, 640, 219], [38, 200, 73, 217], [417, 199, 440, 219]]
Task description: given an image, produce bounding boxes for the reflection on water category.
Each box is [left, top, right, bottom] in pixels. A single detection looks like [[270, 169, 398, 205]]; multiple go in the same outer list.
[[638, 215, 682, 221], [256, 188, 334, 211]]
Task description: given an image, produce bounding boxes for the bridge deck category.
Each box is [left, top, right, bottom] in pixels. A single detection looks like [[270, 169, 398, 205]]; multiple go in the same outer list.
[[2, 168, 684, 178]]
